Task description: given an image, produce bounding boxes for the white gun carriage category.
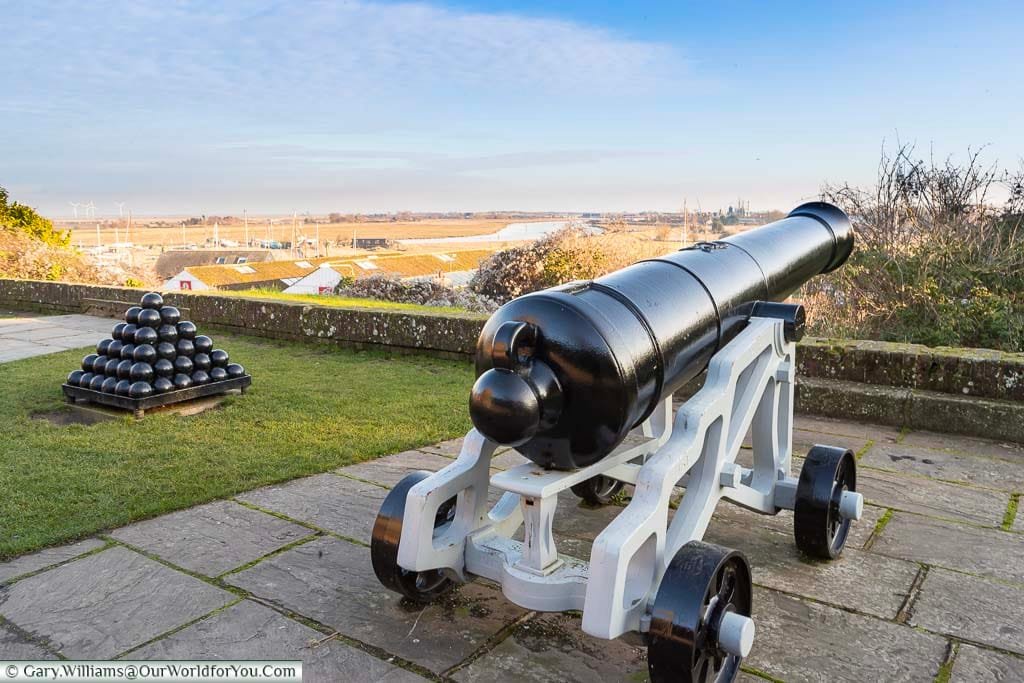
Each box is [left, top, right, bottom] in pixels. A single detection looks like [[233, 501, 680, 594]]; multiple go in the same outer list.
[[371, 203, 864, 683]]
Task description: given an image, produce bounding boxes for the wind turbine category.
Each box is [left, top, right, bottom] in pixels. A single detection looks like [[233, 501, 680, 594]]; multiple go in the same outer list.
[[84, 201, 96, 219], [69, 202, 81, 219], [114, 202, 126, 219]]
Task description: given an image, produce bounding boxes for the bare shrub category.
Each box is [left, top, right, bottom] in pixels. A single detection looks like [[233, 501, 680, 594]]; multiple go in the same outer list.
[[336, 273, 499, 313], [803, 144, 1024, 350], [0, 229, 102, 282], [470, 225, 670, 303]]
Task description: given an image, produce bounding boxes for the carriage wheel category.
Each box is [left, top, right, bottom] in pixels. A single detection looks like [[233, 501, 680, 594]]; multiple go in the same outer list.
[[794, 445, 857, 559], [570, 475, 625, 505], [648, 541, 754, 683], [370, 471, 457, 603]]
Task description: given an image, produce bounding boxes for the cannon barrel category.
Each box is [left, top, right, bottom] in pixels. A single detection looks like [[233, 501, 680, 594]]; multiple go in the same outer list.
[[469, 202, 854, 470]]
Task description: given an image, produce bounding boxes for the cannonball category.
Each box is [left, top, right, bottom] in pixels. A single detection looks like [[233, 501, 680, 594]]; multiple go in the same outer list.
[[153, 358, 174, 378], [172, 373, 193, 390], [101, 376, 118, 393], [137, 308, 161, 329], [117, 360, 133, 380], [119, 343, 136, 361], [78, 372, 95, 388], [176, 321, 197, 340], [107, 340, 124, 358], [129, 362, 155, 383], [193, 335, 213, 354], [96, 338, 113, 356], [153, 377, 174, 393], [176, 338, 195, 357], [104, 358, 121, 377], [82, 353, 98, 372], [192, 353, 211, 372], [91, 355, 109, 374], [140, 292, 164, 309], [156, 341, 176, 360], [67, 370, 85, 386], [160, 306, 181, 326], [134, 326, 159, 346], [191, 370, 211, 385], [125, 306, 142, 324], [128, 381, 154, 399], [173, 356, 194, 375], [133, 344, 157, 365], [121, 323, 138, 344], [111, 322, 127, 341], [209, 349, 229, 367], [209, 366, 228, 382], [225, 363, 245, 378], [89, 374, 106, 391], [157, 324, 178, 343], [115, 379, 132, 396]]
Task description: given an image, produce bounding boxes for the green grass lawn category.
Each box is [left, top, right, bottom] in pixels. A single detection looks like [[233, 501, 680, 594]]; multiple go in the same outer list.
[[0, 334, 473, 559], [212, 288, 477, 316]]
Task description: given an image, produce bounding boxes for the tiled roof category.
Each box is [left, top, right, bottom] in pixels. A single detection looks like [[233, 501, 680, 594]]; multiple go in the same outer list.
[[154, 249, 274, 278], [324, 249, 496, 280], [184, 256, 335, 287]]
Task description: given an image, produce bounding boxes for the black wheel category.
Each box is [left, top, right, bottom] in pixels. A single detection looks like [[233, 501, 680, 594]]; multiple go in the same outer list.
[[794, 445, 856, 560], [371, 471, 457, 603], [648, 541, 753, 683], [570, 475, 624, 505]]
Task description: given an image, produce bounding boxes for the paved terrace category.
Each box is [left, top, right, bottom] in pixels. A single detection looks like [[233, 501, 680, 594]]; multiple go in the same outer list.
[[0, 312, 116, 363], [1, 413, 1022, 682]]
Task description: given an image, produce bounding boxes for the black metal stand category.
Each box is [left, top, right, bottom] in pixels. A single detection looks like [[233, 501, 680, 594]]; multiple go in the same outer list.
[[61, 375, 252, 418]]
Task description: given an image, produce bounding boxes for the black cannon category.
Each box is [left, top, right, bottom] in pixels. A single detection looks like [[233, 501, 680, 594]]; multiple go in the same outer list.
[[470, 202, 853, 469]]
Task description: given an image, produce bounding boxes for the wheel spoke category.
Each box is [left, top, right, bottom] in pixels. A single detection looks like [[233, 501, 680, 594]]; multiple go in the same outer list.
[[717, 566, 736, 604]]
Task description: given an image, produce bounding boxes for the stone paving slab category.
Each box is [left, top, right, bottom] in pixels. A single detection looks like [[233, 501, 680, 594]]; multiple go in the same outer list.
[[131, 600, 423, 682], [0, 314, 118, 363], [0, 537, 105, 584], [489, 450, 531, 471], [861, 441, 1024, 491], [712, 500, 884, 551], [237, 473, 387, 544], [870, 513, 1024, 583], [855, 466, 1009, 527], [0, 622, 58, 659], [912, 568, 1024, 654], [705, 518, 919, 619], [0, 546, 235, 658], [747, 587, 947, 682], [226, 536, 528, 674], [337, 450, 465, 488], [111, 500, 313, 577], [451, 612, 647, 682], [0, 342, 66, 362], [420, 438, 470, 458], [952, 644, 1024, 682], [793, 415, 903, 443], [900, 430, 1024, 460]]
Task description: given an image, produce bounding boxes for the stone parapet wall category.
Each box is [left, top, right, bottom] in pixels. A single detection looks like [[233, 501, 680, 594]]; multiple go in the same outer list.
[[2, 278, 1022, 441]]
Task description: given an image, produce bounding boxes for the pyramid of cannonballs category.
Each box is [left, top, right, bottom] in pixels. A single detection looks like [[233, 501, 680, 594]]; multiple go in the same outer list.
[[65, 292, 246, 401]]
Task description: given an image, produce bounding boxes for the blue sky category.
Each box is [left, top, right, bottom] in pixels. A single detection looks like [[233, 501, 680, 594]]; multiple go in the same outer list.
[[1, 0, 1021, 216]]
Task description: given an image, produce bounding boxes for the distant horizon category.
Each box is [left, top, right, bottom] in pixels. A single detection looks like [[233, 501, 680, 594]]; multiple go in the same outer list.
[[53, 205, 783, 223], [4, 1, 1022, 218]]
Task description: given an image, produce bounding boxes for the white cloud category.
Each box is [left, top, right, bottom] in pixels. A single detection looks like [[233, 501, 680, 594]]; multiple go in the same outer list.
[[1, 0, 688, 109]]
